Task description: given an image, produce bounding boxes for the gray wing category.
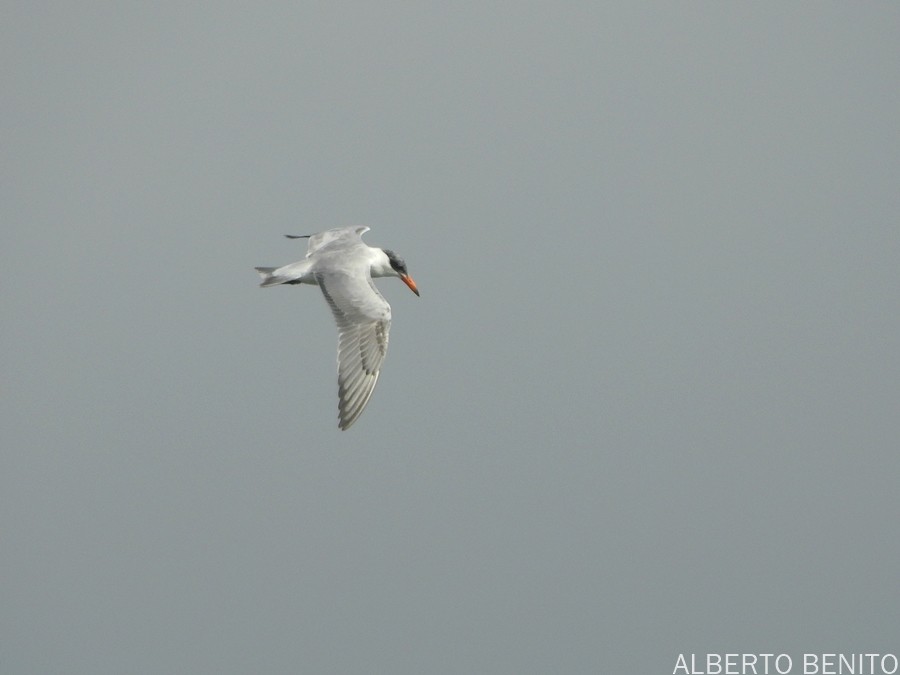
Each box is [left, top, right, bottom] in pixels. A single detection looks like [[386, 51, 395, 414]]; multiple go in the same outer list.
[[306, 226, 370, 257], [316, 268, 391, 430]]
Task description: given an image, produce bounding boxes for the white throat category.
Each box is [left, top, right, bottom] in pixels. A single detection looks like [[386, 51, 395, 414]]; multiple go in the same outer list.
[[369, 248, 398, 278]]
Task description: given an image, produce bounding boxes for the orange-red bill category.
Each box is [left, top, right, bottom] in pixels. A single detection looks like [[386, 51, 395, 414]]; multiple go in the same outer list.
[[401, 274, 420, 296]]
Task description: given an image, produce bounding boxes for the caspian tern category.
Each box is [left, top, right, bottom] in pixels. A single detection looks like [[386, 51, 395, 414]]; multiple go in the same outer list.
[[255, 226, 419, 430]]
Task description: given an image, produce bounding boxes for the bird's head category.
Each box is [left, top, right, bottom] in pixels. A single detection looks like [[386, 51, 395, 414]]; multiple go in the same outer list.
[[382, 249, 419, 296]]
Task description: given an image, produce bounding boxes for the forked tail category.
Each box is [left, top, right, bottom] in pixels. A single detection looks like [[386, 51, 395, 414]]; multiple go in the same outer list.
[[255, 267, 282, 287], [254, 259, 315, 287]]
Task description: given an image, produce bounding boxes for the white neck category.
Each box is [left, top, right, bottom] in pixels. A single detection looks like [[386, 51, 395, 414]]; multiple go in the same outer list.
[[369, 248, 398, 278]]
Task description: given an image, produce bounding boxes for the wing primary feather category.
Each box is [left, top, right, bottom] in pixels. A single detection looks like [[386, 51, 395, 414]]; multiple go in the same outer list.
[[315, 260, 393, 430]]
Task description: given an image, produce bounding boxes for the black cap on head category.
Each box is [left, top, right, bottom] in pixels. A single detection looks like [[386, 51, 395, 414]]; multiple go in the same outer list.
[[383, 249, 408, 275]]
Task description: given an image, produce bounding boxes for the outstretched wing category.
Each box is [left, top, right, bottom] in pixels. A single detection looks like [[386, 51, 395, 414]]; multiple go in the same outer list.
[[315, 268, 391, 430], [305, 226, 370, 257]]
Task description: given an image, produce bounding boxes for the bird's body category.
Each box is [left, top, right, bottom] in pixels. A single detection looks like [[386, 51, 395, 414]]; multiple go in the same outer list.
[[255, 226, 419, 430]]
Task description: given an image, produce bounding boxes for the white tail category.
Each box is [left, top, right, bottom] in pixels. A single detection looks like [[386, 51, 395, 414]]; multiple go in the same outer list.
[[254, 260, 315, 287], [254, 267, 282, 287]]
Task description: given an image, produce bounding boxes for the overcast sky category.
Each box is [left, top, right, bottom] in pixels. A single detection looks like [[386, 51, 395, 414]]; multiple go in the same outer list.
[[3, 3, 899, 674]]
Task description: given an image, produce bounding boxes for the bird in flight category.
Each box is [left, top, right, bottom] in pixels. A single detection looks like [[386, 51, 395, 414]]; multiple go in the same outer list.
[[255, 226, 419, 430]]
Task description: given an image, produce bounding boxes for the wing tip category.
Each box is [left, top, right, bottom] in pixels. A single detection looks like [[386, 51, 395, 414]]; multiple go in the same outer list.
[[336, 372, 380, 430]]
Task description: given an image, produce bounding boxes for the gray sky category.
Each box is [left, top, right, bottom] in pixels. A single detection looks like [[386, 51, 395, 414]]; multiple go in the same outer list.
[[3, 3, 899, 673]]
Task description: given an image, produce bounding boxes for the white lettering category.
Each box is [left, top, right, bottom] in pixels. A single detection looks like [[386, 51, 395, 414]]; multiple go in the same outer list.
[[669, 653, 900, 675], [775, 654, 792, 674], [802, 653, 899, 675], [837, 654, 855, 674], [724, 654, 739, 675], [742, 654, 758, 675], [805, 653, 819, 674], [691, 653, 704, 674]]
